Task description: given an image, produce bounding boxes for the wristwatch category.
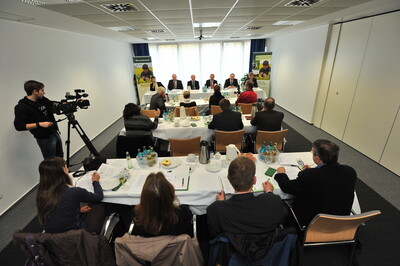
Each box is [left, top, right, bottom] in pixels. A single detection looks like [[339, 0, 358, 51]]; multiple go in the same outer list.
[[36, 122, 40, 128]]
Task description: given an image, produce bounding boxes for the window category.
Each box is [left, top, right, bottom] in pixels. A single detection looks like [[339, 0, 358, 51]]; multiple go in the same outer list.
[[149, 41, 250, 87]]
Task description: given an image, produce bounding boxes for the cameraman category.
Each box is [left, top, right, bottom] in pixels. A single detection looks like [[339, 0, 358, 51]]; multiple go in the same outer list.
[[14, 80, 63, 159]]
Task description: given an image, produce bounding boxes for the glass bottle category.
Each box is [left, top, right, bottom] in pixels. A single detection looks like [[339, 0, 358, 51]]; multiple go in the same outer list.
[[126, 151, 133, 169]]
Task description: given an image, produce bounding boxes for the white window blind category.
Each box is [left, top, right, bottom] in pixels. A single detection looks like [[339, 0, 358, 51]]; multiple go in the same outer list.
[[149, 41, 250, 87]]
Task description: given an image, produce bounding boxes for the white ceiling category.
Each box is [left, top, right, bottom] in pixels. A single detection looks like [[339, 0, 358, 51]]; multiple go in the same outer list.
[[1, 0, 399, 43]]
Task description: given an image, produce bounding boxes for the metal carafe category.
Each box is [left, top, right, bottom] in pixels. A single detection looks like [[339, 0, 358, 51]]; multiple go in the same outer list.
[[199, 140, 210, 164], [251, 103, 258, 117]]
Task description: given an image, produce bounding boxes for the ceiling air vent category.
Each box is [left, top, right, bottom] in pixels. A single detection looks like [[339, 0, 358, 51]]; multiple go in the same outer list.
[[21, 0, 45, 6], [165, 39, 175, 41], [101, 3, 138, 12], [149, 30, 166, 33], [230, 36, 240, 39], [245, 26, 261, 30], [285, 0, 321, 7]]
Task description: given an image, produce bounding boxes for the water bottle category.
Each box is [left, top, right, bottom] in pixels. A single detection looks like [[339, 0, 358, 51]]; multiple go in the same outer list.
[[126, 151, 133, 169]]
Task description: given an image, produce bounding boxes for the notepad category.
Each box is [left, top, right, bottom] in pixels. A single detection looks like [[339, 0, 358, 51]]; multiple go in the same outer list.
[[164, 173, 190, 191]]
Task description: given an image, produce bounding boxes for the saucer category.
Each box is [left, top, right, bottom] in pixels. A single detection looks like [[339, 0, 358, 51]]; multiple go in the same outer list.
[[205, 163, 222, 172]]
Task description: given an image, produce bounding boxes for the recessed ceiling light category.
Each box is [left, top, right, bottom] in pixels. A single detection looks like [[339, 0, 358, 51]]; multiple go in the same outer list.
[[107, 26, 140, 32], [272, 21, 305, 26], [285, 0, 321, 7], [144, 37, 157, 41], [246, 34, 261, 37], [165, 39, 175, 41], [230, 36, 241, 39], [193, 22, 221, 28]]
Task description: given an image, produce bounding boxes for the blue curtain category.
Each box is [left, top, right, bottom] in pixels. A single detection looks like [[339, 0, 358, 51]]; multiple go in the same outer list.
[[249, 39, 266, 72], [133, 43, 150, 56]]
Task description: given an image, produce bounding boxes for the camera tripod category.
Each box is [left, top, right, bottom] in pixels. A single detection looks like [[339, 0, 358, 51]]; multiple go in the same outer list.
[[64, 113, 99, 167]]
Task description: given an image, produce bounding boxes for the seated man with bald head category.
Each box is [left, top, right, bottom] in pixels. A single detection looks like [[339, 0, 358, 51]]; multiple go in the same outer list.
[[167, 74, 183, 90], [187, 74, 200, 90], [250, 97, 284, 131]]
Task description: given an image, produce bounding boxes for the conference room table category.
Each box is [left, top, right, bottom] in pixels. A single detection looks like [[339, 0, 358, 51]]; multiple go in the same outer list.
[[119, 115, 256, 143], [74, 152, 361, 216], [141, 87, 267, 105], [145, 98, 237, 115]]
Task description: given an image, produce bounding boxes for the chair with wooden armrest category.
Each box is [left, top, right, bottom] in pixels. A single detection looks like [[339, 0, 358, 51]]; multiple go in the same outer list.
[[210, 105, 222, 115], [237, 102, 254, 114], [214, 130, 245, 153], [173, 106, 200, 117], [169, 136, 201, 156], [254, 129, 288, 153], [140, 109, 158, 118], [285, 202, 381, 266]]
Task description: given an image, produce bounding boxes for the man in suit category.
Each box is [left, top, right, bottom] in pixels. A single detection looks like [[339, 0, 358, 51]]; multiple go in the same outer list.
[[205, 74, 218, 89], [250, 97, 284, 131], [149, 87, 167, 117], [167, 74, 183, 90], [275, 139, 357, 227], [187, 74, 200, 90], [207, 156, 286, 240], [208, 99, 243, 131], [224, 73, 240, 90]]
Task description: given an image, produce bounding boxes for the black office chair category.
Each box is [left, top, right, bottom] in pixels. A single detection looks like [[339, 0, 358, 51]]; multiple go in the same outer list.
[[116, 135, 154, 158]]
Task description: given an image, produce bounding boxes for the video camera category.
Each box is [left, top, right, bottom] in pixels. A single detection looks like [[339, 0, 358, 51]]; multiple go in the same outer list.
[[53, 89, 90, 115]]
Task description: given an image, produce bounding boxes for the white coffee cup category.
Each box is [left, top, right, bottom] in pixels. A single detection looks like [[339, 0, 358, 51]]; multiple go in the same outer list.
[[174, 120, 180, 127]]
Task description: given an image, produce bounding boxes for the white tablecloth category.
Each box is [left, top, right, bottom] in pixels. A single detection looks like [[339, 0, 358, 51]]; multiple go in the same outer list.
[[142, 88, 267, 105], [146, 98, 235, 115], [74, 153, 361, 215], [120, 116, 256, 142]]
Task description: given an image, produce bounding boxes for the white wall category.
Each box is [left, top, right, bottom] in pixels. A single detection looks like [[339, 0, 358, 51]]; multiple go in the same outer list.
[[269, 25, 329, 122], [0, 19, 136, 215], [316, 11, 400, 174]]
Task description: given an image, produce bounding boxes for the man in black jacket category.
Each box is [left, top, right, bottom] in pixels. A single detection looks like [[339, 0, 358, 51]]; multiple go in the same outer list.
[[208, 99, 243, 131], [250, 97, 284, 131], [205, 74, 218, 89], [167, 74, 183, 90], [223, 73, 240, 90], [275, 139, 357, 227], [207, 157, 286, 252], [14, 80, 63, 158], [187, 74, 200, 90]]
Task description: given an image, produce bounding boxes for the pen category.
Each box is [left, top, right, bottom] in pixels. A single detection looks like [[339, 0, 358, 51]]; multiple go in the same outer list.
[[182, 178, 184, 187]]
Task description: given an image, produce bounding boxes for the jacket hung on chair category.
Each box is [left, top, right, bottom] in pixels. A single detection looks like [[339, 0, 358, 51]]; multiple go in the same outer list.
[[13, 229, 115, 266], [114, 234, 203, 266]]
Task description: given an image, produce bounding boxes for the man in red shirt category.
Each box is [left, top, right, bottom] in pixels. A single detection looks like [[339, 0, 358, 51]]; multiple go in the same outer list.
[[236, 82, 257, 105]]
